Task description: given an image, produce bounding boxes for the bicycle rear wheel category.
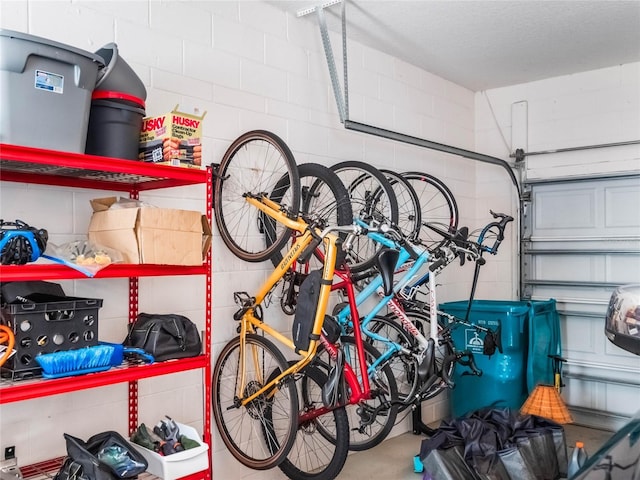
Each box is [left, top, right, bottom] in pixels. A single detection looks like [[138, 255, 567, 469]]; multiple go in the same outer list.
[[384, 309, 454, 401], [402, 171, 458, 251], [380, 169, 421, 241], [212, 333, 299, 470], [365, 315, 420, 410], [330, 161, 399, 273], [268, 162, 353, 268], [214, 130, 301, 262], [278, 364, 350, 480], [312, 336, 398, 451]]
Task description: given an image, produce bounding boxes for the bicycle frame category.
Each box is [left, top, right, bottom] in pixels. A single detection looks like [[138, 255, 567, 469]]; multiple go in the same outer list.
[[333, 229, 436, 379], [235, 195, 341, 406]]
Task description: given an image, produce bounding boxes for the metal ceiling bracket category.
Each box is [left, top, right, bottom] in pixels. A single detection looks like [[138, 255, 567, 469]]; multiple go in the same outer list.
[[297, 0, 342, 18], [315, 3, 347, 123]]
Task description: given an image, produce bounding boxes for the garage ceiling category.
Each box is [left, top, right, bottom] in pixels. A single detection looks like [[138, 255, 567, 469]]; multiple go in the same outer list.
[[269, 0, 640, 92]]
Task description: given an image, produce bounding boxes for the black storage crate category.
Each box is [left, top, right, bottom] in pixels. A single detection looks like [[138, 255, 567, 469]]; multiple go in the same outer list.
[[1, 294, 103, 380]]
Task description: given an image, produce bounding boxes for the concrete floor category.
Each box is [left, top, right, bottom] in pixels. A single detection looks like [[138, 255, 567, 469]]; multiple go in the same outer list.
[[337, 421, 614, 479]]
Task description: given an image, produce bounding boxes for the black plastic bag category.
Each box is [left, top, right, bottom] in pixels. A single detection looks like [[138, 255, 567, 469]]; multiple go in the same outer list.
[[496, 447, 537, 480], [419, 408, 567, 480], [57, 431, 147, 480], [422, 445, 484, 480], [124, 313, 201, 362]]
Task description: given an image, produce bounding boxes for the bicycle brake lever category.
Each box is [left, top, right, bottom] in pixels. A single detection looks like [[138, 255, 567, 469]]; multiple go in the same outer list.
[[441, 353, 456, 388], [459, 351, 483, 377]]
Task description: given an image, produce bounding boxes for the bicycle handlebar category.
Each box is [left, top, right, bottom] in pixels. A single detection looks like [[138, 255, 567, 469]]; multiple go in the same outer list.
[[478, 210, 514, 254], [426, 210, 513, 257]]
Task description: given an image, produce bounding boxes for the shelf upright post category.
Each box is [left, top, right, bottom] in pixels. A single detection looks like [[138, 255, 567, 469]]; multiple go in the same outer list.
[[204, 167, 213, 478], [128, 187, 141, 435]]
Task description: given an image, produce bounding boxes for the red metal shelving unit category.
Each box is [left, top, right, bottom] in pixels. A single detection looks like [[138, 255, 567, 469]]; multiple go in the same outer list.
[[0, 144, 212, 480]]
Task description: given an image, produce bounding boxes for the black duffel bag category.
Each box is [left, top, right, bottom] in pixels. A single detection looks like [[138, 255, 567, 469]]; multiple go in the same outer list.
[[56, 431, 147, 480], [123, 313, 202, 362]]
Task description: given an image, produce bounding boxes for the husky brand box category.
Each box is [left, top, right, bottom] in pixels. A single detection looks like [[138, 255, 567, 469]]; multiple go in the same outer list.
[[87, 197, 211, 265], [139, 105, 206, 168]]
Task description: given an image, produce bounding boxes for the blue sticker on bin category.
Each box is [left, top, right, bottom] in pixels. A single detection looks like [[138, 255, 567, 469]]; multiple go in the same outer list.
[[35, 70, 64, 94]]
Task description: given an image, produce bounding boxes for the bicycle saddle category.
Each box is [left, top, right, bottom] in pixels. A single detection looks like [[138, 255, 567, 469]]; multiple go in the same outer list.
[[376, 247, 399, 296]]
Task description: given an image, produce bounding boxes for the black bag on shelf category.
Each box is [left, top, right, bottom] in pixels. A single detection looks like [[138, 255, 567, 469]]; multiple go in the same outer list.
[[56, 431, 147, 480], [123, 313, 202, 362]]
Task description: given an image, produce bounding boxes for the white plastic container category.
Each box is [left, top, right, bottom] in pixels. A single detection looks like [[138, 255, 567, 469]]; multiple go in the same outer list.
[[567, 441, 588, 477], [131, 422, 209, 480]]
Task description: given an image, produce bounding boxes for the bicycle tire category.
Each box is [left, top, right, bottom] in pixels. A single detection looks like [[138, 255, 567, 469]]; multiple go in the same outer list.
[[311, 336, 398, 451], [268, 162, 353, 268], [213, 130, 301, 262], [330, 161, 399, 273], [401, 171, 458, 251], [365, 314, 420, 411], [211, 333, 299, 470], [380, 169, 422, 241], [384, 308, 455, 401], [278, 364, 350, 480]]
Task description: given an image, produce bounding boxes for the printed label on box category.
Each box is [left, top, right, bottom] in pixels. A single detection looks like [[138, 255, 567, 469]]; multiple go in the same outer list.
[[35, 70, 64, 94], [139, 106, 206, 168]]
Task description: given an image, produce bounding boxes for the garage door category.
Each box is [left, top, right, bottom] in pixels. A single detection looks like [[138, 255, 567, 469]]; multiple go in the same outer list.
[[521, 174, 640, 429]]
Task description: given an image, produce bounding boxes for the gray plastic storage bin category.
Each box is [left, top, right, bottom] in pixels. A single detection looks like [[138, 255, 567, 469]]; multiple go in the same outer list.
[[0, 29, 105, 152]]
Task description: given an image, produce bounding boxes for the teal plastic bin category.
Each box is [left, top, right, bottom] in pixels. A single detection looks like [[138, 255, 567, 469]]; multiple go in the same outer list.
[[439, 299, 560, 418]]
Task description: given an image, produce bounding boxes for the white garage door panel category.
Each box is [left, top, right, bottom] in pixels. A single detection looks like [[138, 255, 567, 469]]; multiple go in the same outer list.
[[605, 185, 640, 228], [534, 188, 596, 231], [523, 175, 640, 426], [608, 256, 640, 283], [531, 178, 640, 239], [531, 254, 640, 283], [564, 314, 639, 368]]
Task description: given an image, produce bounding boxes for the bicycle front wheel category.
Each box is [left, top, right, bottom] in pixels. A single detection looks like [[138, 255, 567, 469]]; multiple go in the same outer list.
[[212, 334, 299, 470], [278, 364, 350, 480], [214, 130, 301, 262], [402, 171, 458, 251]]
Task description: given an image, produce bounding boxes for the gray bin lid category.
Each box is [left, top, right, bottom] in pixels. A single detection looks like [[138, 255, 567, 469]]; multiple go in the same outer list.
[[0, 29, 105, 66]]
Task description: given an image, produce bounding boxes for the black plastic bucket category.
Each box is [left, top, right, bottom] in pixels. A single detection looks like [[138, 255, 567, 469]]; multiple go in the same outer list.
[[85, 95, 145, 160], [94, 42, 147, 100]]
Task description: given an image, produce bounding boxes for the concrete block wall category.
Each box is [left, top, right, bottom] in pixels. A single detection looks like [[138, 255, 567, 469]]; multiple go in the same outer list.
[[0, 0, 482, 471], [476, 63, 640, 181]]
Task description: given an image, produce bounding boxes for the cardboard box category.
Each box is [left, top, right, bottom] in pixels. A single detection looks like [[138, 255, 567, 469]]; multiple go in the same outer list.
[[131, 422, 209, 480], [88, 197, 211, 265], [139, 105, 206, 168]]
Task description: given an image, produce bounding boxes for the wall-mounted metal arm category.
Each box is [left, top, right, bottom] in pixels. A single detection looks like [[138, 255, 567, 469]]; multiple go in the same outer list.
[[307, 0, 520, 195], [344, 120, 520, 190]]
